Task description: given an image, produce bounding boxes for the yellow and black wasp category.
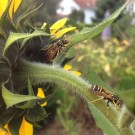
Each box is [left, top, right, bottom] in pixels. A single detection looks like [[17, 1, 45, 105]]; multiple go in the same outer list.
[[41, 37, 69, 63], [89, 85, 123, 109]]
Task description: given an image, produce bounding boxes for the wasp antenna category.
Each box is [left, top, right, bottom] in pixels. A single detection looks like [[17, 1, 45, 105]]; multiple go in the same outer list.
[[89, 97, 104, 103]]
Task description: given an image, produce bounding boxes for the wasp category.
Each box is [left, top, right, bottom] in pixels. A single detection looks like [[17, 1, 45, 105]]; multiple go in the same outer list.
[[41, 37, 69, 63], [89, 85, 123, 109]]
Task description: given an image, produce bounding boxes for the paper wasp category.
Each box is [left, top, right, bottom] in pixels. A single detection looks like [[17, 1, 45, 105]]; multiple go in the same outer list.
[[41, 37, 69, 63], [89, 85, 123, 109]]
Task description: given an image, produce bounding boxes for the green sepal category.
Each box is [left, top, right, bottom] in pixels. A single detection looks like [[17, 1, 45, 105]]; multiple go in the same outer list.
[[2, 83, 39, 108], [0, 107, 17, 132], [16, 78, 36, 109], [61, 56, 75, 67], [16, 3, 43, 31], [3, 30, 50, 57], [25, 104, 47, 124], [8, 116, 23, 135]]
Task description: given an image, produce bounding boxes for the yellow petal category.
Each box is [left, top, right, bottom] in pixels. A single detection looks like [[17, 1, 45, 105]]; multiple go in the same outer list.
[[9, 0, 22, 19], [13, 0, 22, 12], [70, 71, 81, 76], [54, 27, 76, 39], [64, 64, 72, 70], [0, 128, 6, 135], [19, 117, 33, 135], [37, 88, 47, 107], [0, 124, 11, 135], [0, 0, 8, 18], [50, 18, 67, 34]]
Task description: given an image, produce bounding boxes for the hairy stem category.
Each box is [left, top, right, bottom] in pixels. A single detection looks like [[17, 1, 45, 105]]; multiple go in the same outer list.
[[12, 59, 134, 135]]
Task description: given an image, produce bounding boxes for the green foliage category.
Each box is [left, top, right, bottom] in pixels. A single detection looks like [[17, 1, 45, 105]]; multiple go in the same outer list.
[[56, 88, 77, 135]]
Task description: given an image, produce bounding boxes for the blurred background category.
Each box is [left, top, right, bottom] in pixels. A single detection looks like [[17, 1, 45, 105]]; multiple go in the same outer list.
[[18, 0, 135, 135]]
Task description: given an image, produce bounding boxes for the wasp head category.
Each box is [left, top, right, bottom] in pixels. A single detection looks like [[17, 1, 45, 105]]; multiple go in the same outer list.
[[112, 94, 123, 107]]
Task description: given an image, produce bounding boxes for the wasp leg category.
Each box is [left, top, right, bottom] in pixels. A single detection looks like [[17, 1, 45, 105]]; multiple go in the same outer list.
[[107, 100, 110, 108], [89, 98, 104, 103]]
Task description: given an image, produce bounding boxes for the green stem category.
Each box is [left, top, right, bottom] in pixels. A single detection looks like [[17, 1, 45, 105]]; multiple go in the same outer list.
[[14, 59, 89, 93], [13, 59, 134, 135]]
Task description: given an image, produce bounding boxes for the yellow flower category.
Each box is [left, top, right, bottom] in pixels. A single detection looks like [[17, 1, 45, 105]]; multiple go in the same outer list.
[[0, 0, 8, 17], [19, 117, 33, 135], [0, 124, 11, 135], [64, 64, 81, 76], [64, 64, 72, 70], [37, 88, 47, 107], [50, 18, 76, 39], [9, 0, 22, 19], [0, 117, 33, 135], [0, 0, 22, 19]]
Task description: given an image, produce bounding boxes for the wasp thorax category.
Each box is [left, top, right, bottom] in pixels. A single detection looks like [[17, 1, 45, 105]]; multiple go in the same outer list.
[[57, 38, 69, 47]]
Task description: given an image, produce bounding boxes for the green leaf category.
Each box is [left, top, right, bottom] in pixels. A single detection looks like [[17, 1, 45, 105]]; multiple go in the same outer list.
[[86, 67, 112, 91], [25, 104, 47, 124], [8, 117, 23, 135], [16, 78, 36, 109], [3, 30, 50, 57], [89, 104, 120, 135], [2, 84, 39, 108], [70, 1, 129, 46], [54, 1, 130, 64]]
